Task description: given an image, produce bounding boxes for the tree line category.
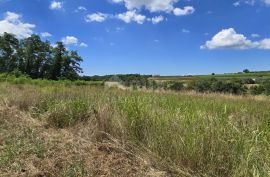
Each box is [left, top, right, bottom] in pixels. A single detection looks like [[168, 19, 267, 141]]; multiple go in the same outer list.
[[0, 32, 83, 80]]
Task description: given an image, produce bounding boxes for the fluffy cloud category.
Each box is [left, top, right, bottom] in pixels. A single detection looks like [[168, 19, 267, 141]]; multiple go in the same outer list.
[[61, 36, 88, 47], [40, 32, 52, 37], [201, 28, 255, 49], [79, 42, 88, 47], [182, 28, 190, 33], [50, 1, 62, 10], [151, 15, 164, 24], [112, 0, 178, 12], [62, 36, 78, 45], [258, 39, 270, 49], [117, 11, 146, 24], [0, 11, 35, 39], [77, 6, 87, 11], [111, 0, 195, 16], [201, 28, 270, 50], [85, 13, 108, 22], [173, 6, 195, 16]]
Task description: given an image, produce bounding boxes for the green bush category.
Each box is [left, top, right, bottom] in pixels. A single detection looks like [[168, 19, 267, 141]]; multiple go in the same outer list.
[[47, 99, 91, 128], [250, 85, 265, 95], [168, 82, 184, 91]]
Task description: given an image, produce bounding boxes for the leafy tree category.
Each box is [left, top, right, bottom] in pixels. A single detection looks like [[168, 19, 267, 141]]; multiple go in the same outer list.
[[243, 69, 250, 73], [0, 33, 83, 80], [0, 32, 19, 72]]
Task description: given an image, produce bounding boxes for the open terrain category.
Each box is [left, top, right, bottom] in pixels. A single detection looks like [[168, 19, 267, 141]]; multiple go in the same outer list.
[[150, 71, 270, 82], [1, 82, 270, 176]]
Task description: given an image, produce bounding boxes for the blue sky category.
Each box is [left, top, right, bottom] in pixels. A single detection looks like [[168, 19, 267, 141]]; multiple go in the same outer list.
[[0, 0, 270, 76]]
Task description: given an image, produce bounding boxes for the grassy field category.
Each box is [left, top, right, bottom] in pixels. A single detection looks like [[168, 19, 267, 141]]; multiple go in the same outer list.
[[1, 83, 270, 176], [150, 71, 270, 82]]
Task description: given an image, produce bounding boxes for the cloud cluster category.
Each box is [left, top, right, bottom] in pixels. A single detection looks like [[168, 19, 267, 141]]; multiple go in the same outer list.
[[201, 28, 270, 50], [117, 10, 146, 24], [173, 6, 195, 16], [62, 36, 88, 48], [84, 0, 195, 24], [0, 11, 35, 39], [85, 13, 108, 22], [233, 0, 270, 7], [40, 32, 52, 37], [112, 0, 178, 12], [50, 1, 62, 10], [85, 11, 166, 24]]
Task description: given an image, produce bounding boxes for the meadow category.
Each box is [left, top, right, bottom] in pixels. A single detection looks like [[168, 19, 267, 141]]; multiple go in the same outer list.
[[0, 80, 270, 177]]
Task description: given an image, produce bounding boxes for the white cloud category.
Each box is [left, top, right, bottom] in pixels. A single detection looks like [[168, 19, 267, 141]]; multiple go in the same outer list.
[[151, 15, 164, 24], [182, 28, 190, 33], [112, 0, 178, 12], [77, 6, 87, 11], [40, 32, 52, 37], [79, 42, 88, 47], [258, 39, 270, 49], [62, 36, 78, 45], [233, 1, 241, 7], [173, 6, 195, 16], [201, 28, 255, 49], [201, 28, 270, 50], [264, 0, 270, 5], [117, 10, 146, 24], [112, 0, 195, 17], [251, 33, 260, 38], [50, 1, 62, 10], [0, 11, 35, 39], [85, 13, 108, 22]]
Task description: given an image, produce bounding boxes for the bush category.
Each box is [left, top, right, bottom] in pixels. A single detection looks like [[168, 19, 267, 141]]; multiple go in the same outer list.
[[262, 80, 270, 95], [47, 99, 91, 128], [192, 79, 247, 95], [250, 85, 265, 95], [168, 82, 184, 91]]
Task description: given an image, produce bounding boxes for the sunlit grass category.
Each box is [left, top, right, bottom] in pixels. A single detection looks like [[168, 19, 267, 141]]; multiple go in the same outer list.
[[1, 83, 270, 176]]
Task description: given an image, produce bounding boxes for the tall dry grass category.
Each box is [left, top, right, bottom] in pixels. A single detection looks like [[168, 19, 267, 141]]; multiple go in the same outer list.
[[1, 83, 270, 176]]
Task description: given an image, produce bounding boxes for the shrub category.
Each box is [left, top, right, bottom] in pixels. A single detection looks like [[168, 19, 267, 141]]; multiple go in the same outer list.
[[250, 85, 265, 95], [262, 80, 270, 95], [168, 82, 184, 91], [47, 99, 91, 128]]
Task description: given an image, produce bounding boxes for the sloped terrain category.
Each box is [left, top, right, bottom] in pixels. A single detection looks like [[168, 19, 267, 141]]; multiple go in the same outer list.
[[0, 104, 168, 177]]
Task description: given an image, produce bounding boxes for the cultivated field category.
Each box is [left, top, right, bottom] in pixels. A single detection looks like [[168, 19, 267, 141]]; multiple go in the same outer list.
[[0, 83, 270, 176]]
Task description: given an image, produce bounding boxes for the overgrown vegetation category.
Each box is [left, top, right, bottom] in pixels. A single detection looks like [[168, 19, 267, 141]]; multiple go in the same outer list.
[[1, 82, 270, 176]]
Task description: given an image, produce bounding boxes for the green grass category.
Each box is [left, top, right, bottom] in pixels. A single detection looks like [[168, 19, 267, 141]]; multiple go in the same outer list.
[[1, 83, 270, 176], [151, 71, 270, 82]]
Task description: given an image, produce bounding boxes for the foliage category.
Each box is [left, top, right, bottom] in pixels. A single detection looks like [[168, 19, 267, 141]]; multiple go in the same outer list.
[[0, 32, 83, 80], [190, 79, 247, 94]]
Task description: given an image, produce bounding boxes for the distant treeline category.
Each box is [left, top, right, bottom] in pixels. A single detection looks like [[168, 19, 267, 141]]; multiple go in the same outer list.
[[0, 32, 83, 80]]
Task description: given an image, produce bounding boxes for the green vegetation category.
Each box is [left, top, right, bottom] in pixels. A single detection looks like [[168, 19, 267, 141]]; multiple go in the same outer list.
[[1, 81, 270, 176], [0, 32, 83, 80]]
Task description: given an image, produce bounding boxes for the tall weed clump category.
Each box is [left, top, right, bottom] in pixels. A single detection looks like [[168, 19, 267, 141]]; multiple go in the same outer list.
[[113, 92, 270, 176], [47, 99, 92, 128]]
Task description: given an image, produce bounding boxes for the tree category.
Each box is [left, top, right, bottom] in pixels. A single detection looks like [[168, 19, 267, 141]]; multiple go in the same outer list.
[[62, 51, 83, 80], [243, 69, 250, 73], [0, 33, 19, 72], [0, 33, 84, 80], [49, 42, 67, 80]]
